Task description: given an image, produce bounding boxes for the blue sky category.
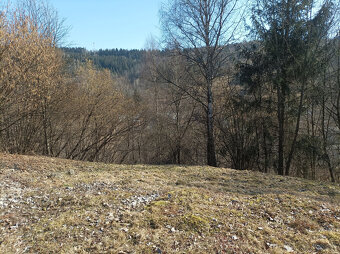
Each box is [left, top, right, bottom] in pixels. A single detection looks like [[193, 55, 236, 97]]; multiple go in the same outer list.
[[50, 0, 163, 50]]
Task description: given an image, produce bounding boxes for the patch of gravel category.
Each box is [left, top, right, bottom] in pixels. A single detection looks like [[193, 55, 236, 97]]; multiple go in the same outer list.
[[72, 181, 119, 193], [0, 178, 27, 209], [121, 193, 160, 209]]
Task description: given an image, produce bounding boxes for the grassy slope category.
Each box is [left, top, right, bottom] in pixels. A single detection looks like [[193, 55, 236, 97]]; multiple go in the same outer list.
[[0, 154, 339, 254]]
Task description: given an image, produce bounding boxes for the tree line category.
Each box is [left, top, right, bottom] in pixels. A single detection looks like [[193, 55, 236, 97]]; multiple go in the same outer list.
[[0, 0, 339, 182], [62, 47, 145, 81]]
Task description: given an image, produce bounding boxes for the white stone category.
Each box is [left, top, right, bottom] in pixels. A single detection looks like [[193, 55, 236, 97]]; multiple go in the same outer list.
[[232, 235, 238, 240], [284, 245, 293, 252]]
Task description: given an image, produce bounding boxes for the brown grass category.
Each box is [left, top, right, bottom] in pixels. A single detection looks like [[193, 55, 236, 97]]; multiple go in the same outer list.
[[0, 153, 339, 253]]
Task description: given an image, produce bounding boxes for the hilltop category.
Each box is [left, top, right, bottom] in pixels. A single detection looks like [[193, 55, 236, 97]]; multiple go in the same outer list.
[[62, 47, 145, 81], [0, 153, 339, 253]]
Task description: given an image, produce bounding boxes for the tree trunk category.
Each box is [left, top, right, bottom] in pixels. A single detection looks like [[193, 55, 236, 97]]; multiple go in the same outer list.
[[285, 82, 305, 176], [262, 123, 269, 174], [277, 85, 285, 175], [42, 98, 50, 156], [176, 144, 181, 164], [321, 85, 336, 183], [207, 84, 217, 167]]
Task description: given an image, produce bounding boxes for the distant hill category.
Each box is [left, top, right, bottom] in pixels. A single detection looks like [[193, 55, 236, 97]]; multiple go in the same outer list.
[[62, 47, 146, 81], [1, 153, 339, 253]]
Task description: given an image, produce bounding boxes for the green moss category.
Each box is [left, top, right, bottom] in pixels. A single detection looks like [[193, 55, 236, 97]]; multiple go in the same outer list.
[[229, 209, 244, 217], [151, 200, 168, 206], [180, 214, 209, 232]]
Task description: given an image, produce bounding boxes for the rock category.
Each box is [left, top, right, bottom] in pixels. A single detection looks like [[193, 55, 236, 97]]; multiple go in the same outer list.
[[47, 172, 57, 178], [102, 202, 110, 207], [315, 244, 325, 251], [107, 212, 114, 220], [284, 245, 293, 252], [121, 228, 129, 233], [67, 169, 75, 175], [266, 243, 277, 248]]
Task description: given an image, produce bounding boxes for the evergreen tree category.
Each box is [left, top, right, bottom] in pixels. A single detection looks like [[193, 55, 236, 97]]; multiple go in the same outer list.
[[248, 0, 336, 175]]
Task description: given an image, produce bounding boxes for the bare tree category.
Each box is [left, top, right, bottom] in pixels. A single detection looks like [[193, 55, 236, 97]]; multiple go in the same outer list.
[[143, 47, 199, 164], [15, 0, 70, 46], [160, 0, 244, 166], [0, 7, 63, 152]]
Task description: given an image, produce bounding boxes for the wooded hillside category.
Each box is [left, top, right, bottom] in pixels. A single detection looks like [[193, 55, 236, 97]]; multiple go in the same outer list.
[[0, 0, 339, 182]]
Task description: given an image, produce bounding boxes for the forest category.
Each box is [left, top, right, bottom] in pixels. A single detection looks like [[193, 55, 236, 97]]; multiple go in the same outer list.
[[0, 0, 339, 182]]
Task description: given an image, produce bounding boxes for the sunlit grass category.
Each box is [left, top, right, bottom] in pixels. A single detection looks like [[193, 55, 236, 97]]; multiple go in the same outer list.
[[0, 153, 339, 253]]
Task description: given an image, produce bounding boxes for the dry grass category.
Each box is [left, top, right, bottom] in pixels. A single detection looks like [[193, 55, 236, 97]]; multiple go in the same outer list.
[[0, 153, 339, 253]]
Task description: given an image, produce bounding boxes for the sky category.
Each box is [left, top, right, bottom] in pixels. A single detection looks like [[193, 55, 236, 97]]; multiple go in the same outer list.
[[50, 0, 163, 50]]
